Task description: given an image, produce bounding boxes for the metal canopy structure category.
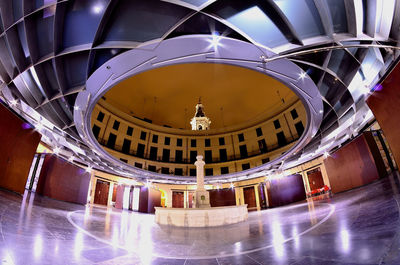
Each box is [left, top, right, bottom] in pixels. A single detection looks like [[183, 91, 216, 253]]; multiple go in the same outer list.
[[0, 0, 399, 183]]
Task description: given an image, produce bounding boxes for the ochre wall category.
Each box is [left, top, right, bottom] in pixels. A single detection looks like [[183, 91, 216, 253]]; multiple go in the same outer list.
[[0, 103, 41, 194], [324, 132, 385, 194], [367, 64, 400, 167], [36, 155, 90, 204], [267, 174, 306, 207], [92, 99, 305, 176]]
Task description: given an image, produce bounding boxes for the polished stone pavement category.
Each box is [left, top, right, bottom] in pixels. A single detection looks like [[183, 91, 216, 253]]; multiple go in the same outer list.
[[1, 174, 400, 264]]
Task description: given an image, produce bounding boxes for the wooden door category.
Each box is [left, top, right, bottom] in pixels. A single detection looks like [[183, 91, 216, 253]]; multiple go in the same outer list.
[[112, 184, 117, 202], [307, 168, 324, 190], [188, 192, 194, 208], [94, 179, 110, 206], [243, 186, 257, 210], [172, 191, 184, 208]]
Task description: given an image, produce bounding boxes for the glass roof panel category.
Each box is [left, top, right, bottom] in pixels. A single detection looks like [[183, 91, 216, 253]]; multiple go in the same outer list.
[[273, 0, 325, 39], [326, 0, 348, 33], [102, 1, 191, 43], [180, 0, 210, 7], [224, 6, 288, 47]]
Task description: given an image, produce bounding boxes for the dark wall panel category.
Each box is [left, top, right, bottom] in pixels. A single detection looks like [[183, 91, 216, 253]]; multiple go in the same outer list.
[[209, 188, 236, 207], [0, 103, 41, 194], [258, 184, 268, 209], [324, 132, 385, 194], [147, 188, 161, 213], [364, 131, 387, 178], [138, 187, 149, 213], [36, 155, 90, 205], [114, 184, 124, 209], [138, 187, 161, 213], [267, 174, 306, 207], [367, 64, 400, 167]]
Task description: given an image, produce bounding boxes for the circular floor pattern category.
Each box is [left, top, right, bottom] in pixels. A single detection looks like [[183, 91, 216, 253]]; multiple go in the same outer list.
[[2, 177, 400, 264], [67, 202, 335, 260]]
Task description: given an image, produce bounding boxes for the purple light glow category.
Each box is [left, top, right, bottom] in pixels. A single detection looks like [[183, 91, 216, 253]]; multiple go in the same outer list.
[[372, 83, 383, 92], [21, 123, 33, 130]]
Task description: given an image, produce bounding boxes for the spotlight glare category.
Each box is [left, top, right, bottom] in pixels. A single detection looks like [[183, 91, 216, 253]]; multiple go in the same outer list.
[[145, 181, 151, 188], [210, 32, 221, 49], [35, 122, 44, 131], [362, 84, 371, 95], [323, 151, 330, 159], [86, 166, 92, 173], [230, 183, 234, 189], [53, 147, 60, 154], [68, 156, 75, 162], [299, 72, 307, 80], [74, 106, 79, 111], [9, 99, 17, 106], [92, 4, 104, 14]]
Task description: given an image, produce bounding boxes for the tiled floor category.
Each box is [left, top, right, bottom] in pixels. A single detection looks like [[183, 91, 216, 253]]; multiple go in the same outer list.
[[1, 173, 400, 264]]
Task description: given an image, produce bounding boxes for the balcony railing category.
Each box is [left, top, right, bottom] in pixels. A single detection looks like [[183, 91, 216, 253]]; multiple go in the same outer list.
[[97, 137, 299, 165]]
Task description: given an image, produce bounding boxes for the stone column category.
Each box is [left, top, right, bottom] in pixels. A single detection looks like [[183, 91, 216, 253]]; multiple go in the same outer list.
[[195, 155, 205, 191], [254, 184, 261, 211], [183, 190, 188, 208], [234, 187, 241, 205], [320, 163, 331, 187], [107, 182, 114, 207], [166, 189, 173, 208], [301, 169, 311, 193], [264, 183, 270, 208], [194, 155, 210, 208], [89, 175, 96, 204], [239, 187, 245, 206]]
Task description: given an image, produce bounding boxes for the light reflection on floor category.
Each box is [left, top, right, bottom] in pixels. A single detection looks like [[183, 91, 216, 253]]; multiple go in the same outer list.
[[68, 201, 334, 259], [0, 174, 400, 264]]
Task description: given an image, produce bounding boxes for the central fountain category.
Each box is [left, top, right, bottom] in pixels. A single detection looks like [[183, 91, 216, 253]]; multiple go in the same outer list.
[[155, 155, 248, 227], [193, 155, 211, 208]]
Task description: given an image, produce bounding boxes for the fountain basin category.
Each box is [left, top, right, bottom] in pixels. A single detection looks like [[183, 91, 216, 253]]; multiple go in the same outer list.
[[155, 205, 248, 227]]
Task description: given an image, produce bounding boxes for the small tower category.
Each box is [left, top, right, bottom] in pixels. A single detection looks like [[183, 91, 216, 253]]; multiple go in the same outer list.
[[190, 98, 211, 130]]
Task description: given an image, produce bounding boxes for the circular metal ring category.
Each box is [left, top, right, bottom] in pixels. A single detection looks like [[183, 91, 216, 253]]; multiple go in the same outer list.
[[74, 35, 323, 183]]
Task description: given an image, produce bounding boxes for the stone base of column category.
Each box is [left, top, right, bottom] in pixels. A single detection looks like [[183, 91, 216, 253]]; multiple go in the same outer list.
[[194, 190, 211, 208]]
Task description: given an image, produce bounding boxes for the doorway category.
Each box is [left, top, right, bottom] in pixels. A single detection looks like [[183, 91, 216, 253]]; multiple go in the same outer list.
[[94, 179, 110, 206], [307, 168, 324, 190], [243, 186, 257, 211], [172, 191, 184, 208]]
